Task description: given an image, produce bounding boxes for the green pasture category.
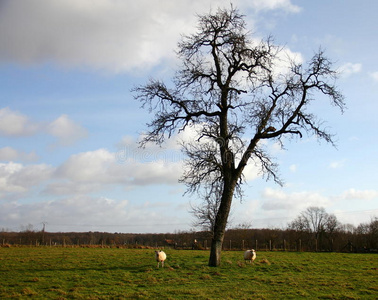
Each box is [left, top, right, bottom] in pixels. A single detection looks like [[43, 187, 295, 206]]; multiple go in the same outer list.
[[0, 247, 377, 299]]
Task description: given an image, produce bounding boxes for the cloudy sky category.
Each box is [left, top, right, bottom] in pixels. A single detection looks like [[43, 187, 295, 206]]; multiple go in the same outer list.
[[0, 0, 377, 233]]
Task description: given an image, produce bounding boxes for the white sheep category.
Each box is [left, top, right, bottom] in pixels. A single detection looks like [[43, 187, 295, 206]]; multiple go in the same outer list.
[[244, 249, 256, 264], [155, 250, 167, 268]]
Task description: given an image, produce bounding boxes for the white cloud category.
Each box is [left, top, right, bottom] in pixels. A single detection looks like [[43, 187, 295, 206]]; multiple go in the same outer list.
[[130, 160, 183, 186], [329, 160, 345, 169], [0, 162, 54, 196], [249, 0, 301, 13], [116, 135, 183, 165], [0, 0, 205, 72], [0, 0, 301, 73], [0, 162, 25, 194], [0, 146, 184, 198], [0, 107, 39, 136], [42, 181, 100, 196], [242, 162, 261, 181], [0, 108, 87, 146], [8, 164, 54, 189], [260, 187, 330, 211], [48, 148, 183, 195], [237, 187, 378, 228], [56, 149, 115, 183], [0, 147, 38, 162], [370, 71, 378, 82], [0, 196, 128, 231], [259, 187, 378, 214], [47, 114, 88, 146], [340, 188, 378, 201], [339, 62, 362, 77], [0, 195, 189, 233]]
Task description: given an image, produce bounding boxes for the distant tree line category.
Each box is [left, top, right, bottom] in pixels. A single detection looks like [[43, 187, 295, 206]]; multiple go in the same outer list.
[[1, 207, 377, 253]]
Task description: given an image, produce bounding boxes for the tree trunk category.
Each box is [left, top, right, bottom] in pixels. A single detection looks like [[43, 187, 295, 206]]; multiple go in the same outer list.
[[209, 237, 223, 267], [208, 181, 235, 267]]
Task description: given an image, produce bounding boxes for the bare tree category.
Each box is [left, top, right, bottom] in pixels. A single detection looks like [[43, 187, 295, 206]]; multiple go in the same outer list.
[[368, 217, 378, 249], [303, 206, 329, 240], [288, 214, 311, 233], [324, 213, 341, 251], [190, 185, 222, 233], [289, 206, 342, 250], [361, 217, 378, 249], [133, 7, 345, 266]]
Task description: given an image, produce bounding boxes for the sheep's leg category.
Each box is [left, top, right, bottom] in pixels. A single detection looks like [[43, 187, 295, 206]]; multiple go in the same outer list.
[[157, 262, 159, 268], [162, 261, 164, 268]]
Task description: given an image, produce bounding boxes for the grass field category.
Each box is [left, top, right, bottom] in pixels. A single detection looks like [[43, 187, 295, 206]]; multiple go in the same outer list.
[[0, 247, 377, 299]]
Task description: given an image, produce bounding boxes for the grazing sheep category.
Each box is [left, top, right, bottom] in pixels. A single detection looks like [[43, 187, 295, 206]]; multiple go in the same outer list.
[[244, 249, 256, 264], [155, 250, 167, 268]]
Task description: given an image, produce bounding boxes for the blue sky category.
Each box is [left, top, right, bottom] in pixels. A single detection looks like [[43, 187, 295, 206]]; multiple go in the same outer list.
[[0, 0, 377, 233]]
